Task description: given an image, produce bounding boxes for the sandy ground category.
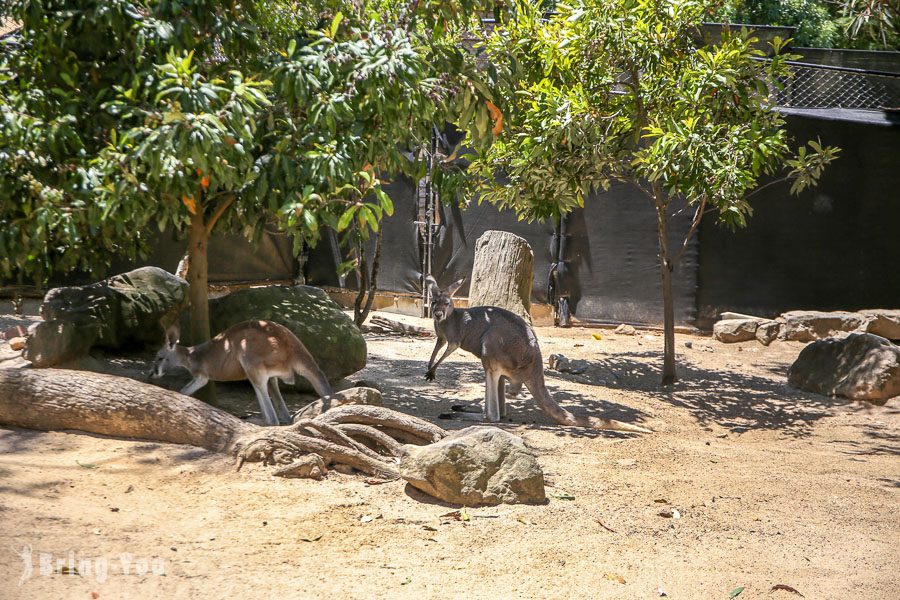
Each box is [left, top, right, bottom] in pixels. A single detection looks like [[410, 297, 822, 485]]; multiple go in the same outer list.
[[0, 308, 897, 599]]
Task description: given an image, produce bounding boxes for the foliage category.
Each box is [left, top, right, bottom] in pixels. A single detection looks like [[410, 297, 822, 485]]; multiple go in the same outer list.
[[838, 0, 899, 49], [0, 0, 495, 283], [713, 0, 899, 49], [469, 0, 837, 382], [715, 0, 841, 47], [471, 0, 835, 226]]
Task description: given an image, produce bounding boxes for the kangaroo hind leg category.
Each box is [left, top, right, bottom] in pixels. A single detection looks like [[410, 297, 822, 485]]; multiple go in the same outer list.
[[484, 366, 502, 423], [269, 378, 292, 425], [242, 359, 279, 426], [498, 376, 509, 419]]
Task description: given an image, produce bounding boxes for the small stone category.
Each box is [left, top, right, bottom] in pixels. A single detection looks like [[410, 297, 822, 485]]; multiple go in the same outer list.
[[292, 387, 383, 420], [547, 354, 589, 375], [683, 341, 693, 349], [614, 324, 637, 336], [8, 337, 25, 351]]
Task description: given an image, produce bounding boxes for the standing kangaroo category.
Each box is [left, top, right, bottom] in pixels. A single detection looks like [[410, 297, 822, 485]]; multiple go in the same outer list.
[[150, 320, 333, 426], [424, 277, 651, 433]]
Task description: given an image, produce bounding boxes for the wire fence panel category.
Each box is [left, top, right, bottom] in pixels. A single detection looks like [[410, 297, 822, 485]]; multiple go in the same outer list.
[[775, 62, 900, 110]]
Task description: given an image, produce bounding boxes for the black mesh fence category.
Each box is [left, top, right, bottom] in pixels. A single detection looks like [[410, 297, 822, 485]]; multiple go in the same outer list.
[[774, 60, 900, 110]]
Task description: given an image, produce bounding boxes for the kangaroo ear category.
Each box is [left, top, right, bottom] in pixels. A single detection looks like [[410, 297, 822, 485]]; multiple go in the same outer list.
[[424, 275, 440, 297], [447, 278, 466, 297], [165, 325, 180, 348]]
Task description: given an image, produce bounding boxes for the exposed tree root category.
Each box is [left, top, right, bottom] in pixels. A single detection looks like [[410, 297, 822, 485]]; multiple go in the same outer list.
[[315, 405, 447, 443], [336, 423, 403, 456]]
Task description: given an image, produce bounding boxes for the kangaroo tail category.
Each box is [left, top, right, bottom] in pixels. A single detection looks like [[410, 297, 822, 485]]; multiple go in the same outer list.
[[294, 360, 334, 399], [527, 381, 652, 434]]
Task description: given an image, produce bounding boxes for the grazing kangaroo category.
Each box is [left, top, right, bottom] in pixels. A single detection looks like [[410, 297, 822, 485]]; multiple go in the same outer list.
[[424, 277, 651, 433], [150, 320, 333, 426]]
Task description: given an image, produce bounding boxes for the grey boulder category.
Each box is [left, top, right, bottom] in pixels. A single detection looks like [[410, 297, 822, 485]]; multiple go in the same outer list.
[[24, 267, 188, 367], [860, 309, 900, 341], [779, 311, 865, 342], [399, 426, 546, 506], [755, 320, 781, 346], [788, 333, 900, 402], [205, 285, 366, 390], [713, 318, 759, 343]]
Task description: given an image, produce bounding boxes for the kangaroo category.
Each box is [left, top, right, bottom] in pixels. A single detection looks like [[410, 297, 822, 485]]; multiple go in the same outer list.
[[424, 277, 651, 433], [150, 320, 333, 426]]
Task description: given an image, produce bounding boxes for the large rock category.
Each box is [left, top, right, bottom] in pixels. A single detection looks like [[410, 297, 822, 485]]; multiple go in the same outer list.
[[206, 286, 366, 389], [755, 320, 781, 346], [779, 310, 865, 342], [713, 318, 758, 343], [788, 333, 900, 402], [860, 309, 900, 341], [399, 426, 546, 506], [468, 230, 534, 324], [24, 267, 188, 367]]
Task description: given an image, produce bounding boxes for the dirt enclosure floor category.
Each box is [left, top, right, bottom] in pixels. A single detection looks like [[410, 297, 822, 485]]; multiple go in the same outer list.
[[0, 310, 898, 599]]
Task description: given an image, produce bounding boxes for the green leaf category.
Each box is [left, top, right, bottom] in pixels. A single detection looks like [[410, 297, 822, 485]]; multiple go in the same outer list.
[[337, 206, 357, 231], [330, 12, 343, 38], [359, 205, 379, 232], [302, 209, 318, 233], [374, 187, 394, 216], [551, 491, 576, 501], [729, 587, 745, 598]]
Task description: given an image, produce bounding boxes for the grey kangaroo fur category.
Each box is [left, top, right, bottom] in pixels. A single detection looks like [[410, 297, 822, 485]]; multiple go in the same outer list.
[[424, 276, 651, 433]]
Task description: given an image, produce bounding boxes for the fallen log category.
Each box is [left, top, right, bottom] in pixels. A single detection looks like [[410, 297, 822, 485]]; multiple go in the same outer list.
[[0, 368, 446, 479]]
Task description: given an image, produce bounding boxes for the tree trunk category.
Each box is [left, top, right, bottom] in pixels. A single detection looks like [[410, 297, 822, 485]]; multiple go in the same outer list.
[[469, 230, 534, 324], [656, 203, 678, 385], [0, 368, 251, 451], [0, 368, 447, 479], [354, 228, 383, 328], [187, 208, 216, 403]]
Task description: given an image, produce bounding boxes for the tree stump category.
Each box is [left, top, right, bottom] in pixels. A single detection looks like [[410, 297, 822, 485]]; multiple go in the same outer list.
[[468, 231, 534, 324]]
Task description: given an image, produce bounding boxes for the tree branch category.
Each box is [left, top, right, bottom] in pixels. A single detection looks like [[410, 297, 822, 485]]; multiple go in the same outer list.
[[744, 175, 791, 200], [205, 193, 236, 235], [671, 194, 707, 265]]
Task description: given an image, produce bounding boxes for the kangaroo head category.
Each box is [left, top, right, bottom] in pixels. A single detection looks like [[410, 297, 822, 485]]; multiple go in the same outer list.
[[425, 276, 465, 323], [150, 325, 182, 378]]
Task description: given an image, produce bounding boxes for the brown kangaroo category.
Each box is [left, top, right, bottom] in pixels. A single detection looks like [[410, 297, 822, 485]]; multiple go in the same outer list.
[[424, 276, 651, 433], [150, 320, 333, 426]]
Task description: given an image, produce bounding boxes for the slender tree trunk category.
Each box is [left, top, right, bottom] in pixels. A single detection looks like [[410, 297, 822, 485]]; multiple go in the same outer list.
[[355, 228, 383, 328], [353, 235, 368, 326], [187, 208, 216, 403], [656, 200, 677, 385]]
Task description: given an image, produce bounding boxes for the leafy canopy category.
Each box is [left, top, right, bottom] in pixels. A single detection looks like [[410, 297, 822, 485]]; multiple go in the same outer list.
[[0, 0, 495, 281], [467, 0, 838, 227]]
